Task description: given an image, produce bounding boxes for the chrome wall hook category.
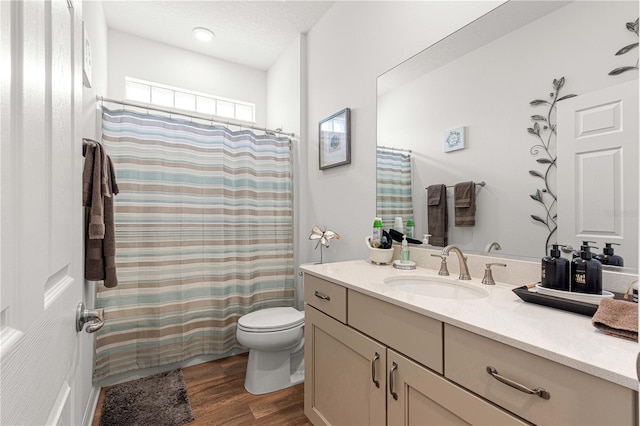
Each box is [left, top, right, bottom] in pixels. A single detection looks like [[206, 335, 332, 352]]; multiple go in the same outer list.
[[76, 302, 104, 333]]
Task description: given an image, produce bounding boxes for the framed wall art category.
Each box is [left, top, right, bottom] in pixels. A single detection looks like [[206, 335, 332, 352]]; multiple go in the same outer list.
[[443, 126, 465, 153], [82, 21, 92, 88], [319, 108, 351, 170]]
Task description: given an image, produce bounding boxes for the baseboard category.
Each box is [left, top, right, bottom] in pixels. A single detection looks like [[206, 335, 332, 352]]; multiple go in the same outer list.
[[95, 349, 247, 388], [82, 385, 101, 426]]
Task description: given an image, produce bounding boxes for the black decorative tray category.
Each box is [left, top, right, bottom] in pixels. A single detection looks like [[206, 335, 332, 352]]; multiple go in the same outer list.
[[512, 285, 598, 317]]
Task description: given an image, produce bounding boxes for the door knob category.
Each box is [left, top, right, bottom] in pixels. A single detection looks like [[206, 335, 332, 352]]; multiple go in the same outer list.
[[76, 302, 104, 333]]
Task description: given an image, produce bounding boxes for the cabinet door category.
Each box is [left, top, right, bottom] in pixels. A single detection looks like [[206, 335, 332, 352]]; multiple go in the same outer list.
[[305, 305, 386, 426], [387, 349, 526, 426]]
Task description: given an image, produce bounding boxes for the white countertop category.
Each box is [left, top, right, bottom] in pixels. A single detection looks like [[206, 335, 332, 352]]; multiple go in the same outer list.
[[301, 259, 639, 390]]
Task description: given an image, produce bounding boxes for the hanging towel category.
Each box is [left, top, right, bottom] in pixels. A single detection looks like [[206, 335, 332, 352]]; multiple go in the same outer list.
[[427, 184, 447, 247], [592, 298, 638, 341], [82, 139, 119, 287], [454, 181, 476, 227]]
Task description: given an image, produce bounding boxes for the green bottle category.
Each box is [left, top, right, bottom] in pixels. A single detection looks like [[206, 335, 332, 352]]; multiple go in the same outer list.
[[372, 218, 383, 248], [406, 219, 414, 239]]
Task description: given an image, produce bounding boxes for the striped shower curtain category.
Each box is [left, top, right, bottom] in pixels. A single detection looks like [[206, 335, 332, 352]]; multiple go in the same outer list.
[[376, 148, 414, 230], [94, 108, 294, 382]]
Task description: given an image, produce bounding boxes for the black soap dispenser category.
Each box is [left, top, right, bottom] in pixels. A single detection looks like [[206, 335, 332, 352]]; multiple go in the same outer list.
[[571, 243, 602, 294], [541, 244, 570, 291], [594, 243, 624, 267]]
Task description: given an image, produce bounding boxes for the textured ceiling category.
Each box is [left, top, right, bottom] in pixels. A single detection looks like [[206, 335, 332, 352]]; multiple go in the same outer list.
[[102, 1, 336, 70]]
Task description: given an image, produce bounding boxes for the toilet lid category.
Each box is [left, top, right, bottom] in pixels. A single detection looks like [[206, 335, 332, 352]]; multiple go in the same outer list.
[[237, 307, 304, 332]]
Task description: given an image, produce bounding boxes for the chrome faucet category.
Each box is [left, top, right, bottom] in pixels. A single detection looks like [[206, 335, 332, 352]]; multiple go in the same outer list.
[[484, 241, 502, 254], [441, 245, 471, 280], [481, 263, 507, 285]]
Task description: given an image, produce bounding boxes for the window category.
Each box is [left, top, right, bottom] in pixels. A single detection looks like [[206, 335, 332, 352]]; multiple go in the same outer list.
[[124, 77, 256, 123]]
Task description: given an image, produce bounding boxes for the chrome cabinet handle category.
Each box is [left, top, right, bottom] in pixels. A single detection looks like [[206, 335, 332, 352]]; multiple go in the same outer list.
[[486, 366, 550, 400], [314, 291, 330, 301], [371, 352, 380, 388], [389, 361, 398, 400], [76, 302, 104, 334]]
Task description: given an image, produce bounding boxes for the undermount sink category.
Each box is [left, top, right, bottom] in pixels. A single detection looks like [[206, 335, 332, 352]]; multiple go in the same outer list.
[[383, 275, 489, 300]]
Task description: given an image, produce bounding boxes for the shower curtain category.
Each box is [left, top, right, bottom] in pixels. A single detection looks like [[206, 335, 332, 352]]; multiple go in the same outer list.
[[376, 148, 414, 231], [93, 108, 294, 382]]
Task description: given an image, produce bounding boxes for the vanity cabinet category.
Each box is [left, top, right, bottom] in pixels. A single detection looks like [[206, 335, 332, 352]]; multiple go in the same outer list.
[[304, 274, 638, 425]]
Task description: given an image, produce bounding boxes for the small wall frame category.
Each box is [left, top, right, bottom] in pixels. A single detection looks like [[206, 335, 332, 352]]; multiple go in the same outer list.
[[319, 108, 351, 170], [443, 126, 465, 153]]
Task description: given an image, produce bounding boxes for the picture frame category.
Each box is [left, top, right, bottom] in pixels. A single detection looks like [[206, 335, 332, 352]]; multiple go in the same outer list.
[[443, 126, 465, 152], [319, 108, 351, 170], [82, 22, 92, 88]]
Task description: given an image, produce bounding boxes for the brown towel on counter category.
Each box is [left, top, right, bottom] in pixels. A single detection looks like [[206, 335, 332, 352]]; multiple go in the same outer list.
[[83, 139, 119, 287], [592, 298, 638, 341], [427, 184, 447, 247], [454, 181, 476, 227]]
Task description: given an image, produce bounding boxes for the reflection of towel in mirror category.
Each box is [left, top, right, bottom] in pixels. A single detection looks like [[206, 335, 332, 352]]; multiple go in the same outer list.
[[592, 298, 638, 341], [454, 181, 476, 227], [83, 140, 120, 288], [427, 184, 447, 247]]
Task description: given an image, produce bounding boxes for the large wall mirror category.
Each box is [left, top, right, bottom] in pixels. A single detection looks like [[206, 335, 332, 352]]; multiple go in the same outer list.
[[377, 0, 639, 269]]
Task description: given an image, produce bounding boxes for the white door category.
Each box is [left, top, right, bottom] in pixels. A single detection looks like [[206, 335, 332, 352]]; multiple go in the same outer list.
[[1, 1, 91, 425], [557, 79, 639, 269]]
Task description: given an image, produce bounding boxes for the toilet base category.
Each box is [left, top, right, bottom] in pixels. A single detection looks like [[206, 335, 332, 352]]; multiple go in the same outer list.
[[244, 346, 305, 395]]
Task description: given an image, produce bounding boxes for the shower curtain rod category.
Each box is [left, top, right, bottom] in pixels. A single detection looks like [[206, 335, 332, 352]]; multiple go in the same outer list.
[[378, 145, 412, 153], [96, 95, 295, 138]]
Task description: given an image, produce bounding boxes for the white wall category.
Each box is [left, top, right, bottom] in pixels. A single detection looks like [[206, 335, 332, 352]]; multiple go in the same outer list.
[[302, 1, 502, 265], [107, 30, 267, 127], [80, 1, 109, 423], [378, 1, 638, 260], [266, 34, 307, 309]]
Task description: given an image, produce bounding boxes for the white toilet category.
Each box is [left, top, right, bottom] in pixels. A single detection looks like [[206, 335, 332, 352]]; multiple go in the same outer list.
[[236, 306, 305, 395]]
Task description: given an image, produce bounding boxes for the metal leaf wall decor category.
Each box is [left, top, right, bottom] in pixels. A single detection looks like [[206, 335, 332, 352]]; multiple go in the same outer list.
[[527, 77, 576, 255], [609, 18, 639, 76]]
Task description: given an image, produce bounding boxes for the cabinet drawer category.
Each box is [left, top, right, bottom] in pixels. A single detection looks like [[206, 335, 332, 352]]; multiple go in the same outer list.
[[348, 290, 443, 374], [304, 274, 347, 323], [388, 349, 527, 425], [444, 324, 637, 425]]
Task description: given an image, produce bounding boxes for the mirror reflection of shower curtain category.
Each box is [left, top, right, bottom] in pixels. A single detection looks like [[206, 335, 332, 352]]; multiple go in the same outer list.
[[94, 108, 294, 382], [376, 148, 414, 231]]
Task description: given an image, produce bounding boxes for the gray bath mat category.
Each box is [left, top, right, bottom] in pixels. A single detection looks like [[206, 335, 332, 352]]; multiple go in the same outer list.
[[99, 369, 194, 426]]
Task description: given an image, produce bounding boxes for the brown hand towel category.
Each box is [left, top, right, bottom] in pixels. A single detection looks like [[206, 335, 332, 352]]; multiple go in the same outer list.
[[82, 140, 119, 287], [103, 155, 119, 288], [82, 145, 95, 207], [592, 298, 638, 341], [103, 195, 118, 288], [88, 142, 106, 239], [454, 181, 476, 227], [427, 184, 447, 247]]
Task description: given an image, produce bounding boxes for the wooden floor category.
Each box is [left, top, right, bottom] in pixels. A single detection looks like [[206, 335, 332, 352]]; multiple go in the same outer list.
[[92, 353, 312, 426]]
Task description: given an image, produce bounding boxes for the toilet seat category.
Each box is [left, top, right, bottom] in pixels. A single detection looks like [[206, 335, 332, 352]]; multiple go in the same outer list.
[[237, 307, 304, 333]]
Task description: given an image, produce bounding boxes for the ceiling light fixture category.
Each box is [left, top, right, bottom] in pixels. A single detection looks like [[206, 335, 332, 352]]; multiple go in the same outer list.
[[192, 27, 215, 42]]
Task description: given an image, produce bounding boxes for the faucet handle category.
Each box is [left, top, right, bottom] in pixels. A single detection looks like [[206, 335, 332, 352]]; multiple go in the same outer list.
[[431, 254, 449, 276], [482, 263, 507, 286]]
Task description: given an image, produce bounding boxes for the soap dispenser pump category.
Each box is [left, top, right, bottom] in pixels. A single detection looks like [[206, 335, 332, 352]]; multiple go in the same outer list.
[[594, 243, 624, 267], [571, 242, 602, 294], [572, 241, 597, 259], [400, 235, 410, 263], [541, 244, 570, 291]]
